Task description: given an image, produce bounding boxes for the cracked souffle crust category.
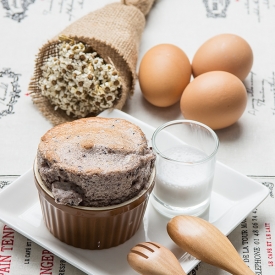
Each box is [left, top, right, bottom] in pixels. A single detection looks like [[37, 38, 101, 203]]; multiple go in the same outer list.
[[37, 117, 155, 207]]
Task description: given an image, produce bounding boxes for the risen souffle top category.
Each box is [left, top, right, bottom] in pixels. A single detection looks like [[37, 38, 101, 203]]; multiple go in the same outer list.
[[37, 117, 155, 207]]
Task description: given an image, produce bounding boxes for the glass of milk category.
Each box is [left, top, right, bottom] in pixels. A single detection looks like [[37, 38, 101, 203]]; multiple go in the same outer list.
[[151, 120, 219, 218]]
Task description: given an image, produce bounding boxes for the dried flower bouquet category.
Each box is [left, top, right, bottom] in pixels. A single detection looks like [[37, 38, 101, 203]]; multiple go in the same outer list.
[[29, 0, 155, 125], [39, 39, 122, 118]]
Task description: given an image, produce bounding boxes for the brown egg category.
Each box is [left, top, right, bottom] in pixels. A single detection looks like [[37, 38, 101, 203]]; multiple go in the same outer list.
[[180, 71, 247, 130], [139, 44, 191, 107], [192, 34, 253, 81]]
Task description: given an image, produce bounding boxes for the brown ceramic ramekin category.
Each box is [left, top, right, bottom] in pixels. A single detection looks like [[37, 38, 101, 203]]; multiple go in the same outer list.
[[33, 159, 155, 250]]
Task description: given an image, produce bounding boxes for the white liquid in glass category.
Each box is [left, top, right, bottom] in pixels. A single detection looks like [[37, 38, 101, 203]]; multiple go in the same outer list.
[[154, 145, 214, 209]]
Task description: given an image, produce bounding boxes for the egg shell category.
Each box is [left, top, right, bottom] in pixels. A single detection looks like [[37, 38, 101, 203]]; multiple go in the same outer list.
[[192, 34, 253, 81], [180, 71, 247, 130], [139, 44, 191, 107]]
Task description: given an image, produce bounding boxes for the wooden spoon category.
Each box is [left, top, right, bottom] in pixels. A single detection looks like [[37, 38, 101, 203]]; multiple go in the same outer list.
[[127, 241, 187, 275], [167, 215, 255, 275]]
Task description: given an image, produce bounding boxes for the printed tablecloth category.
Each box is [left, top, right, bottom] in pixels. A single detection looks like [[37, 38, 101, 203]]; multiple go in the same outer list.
[[0, 1, 274, 274]]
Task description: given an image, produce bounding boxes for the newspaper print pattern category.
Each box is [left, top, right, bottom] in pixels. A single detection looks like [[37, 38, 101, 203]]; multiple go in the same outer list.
[[0, 69, 21, 119], [1, 0, 35, 22]]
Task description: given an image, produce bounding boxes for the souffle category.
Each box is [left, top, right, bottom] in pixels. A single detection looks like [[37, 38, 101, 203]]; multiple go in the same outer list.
[[37, 117, 155, 207]]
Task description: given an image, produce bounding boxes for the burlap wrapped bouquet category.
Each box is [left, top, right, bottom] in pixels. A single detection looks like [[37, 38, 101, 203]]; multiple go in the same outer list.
[[29, 0, 155, 125]]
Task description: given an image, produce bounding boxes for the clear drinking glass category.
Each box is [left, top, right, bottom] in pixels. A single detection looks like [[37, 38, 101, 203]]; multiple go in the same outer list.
[[151, 120, 219, 218]]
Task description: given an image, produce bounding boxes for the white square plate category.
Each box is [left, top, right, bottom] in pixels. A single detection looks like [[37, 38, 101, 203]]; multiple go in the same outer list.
[[0, 109, 269, 275]]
